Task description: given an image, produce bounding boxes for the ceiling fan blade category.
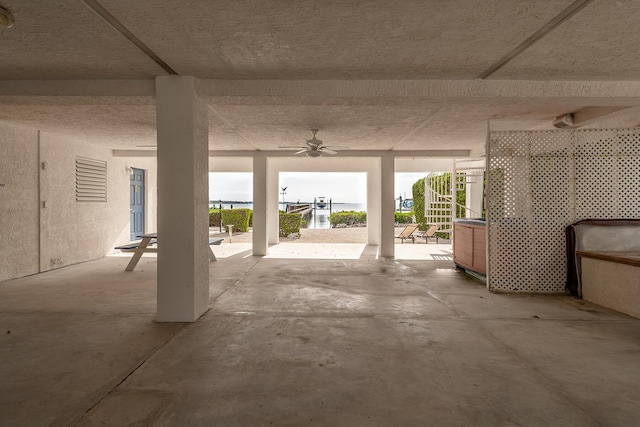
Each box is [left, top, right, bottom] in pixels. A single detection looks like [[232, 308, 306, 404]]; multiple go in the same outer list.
[[321, 148, 338, 155], [279, 146, 306, 149], [294, 149, 308, 155]]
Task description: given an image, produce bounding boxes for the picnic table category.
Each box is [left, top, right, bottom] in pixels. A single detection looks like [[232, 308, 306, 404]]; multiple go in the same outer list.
[[115, 232, 223, 271]]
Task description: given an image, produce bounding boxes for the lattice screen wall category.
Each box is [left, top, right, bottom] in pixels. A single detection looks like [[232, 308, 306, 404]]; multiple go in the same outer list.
[[487, 129, 640, 293]]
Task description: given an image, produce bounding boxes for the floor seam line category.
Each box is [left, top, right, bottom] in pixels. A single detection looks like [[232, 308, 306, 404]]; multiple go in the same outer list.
[[209, 258, 261, 305], [76, 323, 187, 422]]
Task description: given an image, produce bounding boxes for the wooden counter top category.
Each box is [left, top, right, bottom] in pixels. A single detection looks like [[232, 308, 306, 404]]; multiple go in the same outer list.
[[576, 251, 640, 268]]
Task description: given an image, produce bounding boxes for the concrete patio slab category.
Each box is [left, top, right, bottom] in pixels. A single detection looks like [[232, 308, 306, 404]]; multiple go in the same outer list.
[[0, 311, 182, 425], [1, 239, 639, 426], [79, 315, 598, 426], [481, 318, 640, 427]]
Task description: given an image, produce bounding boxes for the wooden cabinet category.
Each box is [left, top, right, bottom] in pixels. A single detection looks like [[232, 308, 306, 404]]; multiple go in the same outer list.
[[453, 221, 486, 275]]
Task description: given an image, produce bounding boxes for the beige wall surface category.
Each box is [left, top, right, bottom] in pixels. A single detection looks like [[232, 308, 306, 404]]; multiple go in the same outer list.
[[0, 123, 40, 282], [1, 122, 157, 281], [582, 258, 640, 319]]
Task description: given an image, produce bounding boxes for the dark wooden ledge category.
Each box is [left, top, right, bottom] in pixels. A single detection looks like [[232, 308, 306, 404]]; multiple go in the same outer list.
[[577, 251, 640, 268]]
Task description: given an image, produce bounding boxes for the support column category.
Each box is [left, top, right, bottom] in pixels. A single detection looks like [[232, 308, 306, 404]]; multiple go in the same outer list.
[[380, 154, 395, 257], [253, 154, 268, 256], [267, 165, 279, 245], [451, 159, 457, 221], [156, 76, 209, 322], [366, 164, 381, 246]]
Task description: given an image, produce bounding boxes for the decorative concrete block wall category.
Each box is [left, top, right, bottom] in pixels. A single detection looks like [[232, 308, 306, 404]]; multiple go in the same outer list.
[[487, 129, 640, 293]]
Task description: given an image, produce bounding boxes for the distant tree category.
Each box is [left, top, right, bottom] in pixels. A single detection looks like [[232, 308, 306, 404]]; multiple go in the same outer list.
[[412, 178, 426, 230]]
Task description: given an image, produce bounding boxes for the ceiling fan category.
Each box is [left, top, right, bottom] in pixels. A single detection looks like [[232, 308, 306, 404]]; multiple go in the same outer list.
[[279, 129, 344, 157]]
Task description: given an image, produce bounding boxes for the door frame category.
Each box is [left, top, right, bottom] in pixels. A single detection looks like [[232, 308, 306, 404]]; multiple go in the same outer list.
[[130, 168, 145, 241]]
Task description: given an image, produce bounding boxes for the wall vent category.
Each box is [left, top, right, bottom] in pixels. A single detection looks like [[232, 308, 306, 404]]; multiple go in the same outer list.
[[76, 157, 107, 202]]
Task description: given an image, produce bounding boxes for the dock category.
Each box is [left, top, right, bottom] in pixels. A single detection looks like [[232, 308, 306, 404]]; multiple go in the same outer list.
[[286, 203, 314, 220]]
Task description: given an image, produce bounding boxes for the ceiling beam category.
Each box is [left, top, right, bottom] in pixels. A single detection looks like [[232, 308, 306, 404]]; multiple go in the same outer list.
[[198, 79, 640, 100], [82, 0, 178, 75], [477, 0, 595, 79], [113, 149, 471, 158], [571, 106, 640, 127], [0, 80, 155, 96], [3, 79, 640, 101]]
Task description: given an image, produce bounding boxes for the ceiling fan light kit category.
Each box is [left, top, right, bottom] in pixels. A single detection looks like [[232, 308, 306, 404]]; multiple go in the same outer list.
[[279, 129, 345, 157], [0, 5, 14, 28]]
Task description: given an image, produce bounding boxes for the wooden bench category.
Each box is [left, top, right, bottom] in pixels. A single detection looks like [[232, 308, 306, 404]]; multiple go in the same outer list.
[[114, 243, 139, 252], [116, 238, 219, 251], [115, 239, 157, 252], [115, 236, 225, 271], [209, 238, 223, 246]]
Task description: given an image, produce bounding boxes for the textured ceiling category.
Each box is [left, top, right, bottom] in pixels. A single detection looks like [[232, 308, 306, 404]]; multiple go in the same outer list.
[[0, 0, 163, 79], [0, 0, 639, 155], [97, 0, 574, 80], [493, 0, 640, 80]]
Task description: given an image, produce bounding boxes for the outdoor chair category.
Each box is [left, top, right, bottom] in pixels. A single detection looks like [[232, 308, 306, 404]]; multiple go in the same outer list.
[[421, 224, 440, 244], [395, 223, 419, 244]]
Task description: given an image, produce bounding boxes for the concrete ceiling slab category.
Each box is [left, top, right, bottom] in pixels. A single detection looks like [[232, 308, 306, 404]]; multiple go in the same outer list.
[[210, 103, 443, 151], [0, 0, 164, 79], [98, 0, 574, 80], [1, 1, 639, 154], [493, 0, 640, 80]]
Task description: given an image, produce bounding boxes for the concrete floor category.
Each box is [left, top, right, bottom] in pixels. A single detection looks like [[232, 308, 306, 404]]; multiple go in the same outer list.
[[2, 241, 640, 426]]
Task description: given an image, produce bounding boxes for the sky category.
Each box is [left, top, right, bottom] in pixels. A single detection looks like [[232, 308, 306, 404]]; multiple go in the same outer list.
[[208, 172, 426, 203]]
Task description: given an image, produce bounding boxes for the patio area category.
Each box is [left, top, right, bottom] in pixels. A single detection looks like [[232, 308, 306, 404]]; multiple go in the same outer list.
[[3, 1, 640, 424], [2, 233, 640, 426]]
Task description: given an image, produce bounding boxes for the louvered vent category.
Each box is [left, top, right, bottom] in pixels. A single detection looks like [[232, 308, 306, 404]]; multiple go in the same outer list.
[[76, 157, 107, 202]]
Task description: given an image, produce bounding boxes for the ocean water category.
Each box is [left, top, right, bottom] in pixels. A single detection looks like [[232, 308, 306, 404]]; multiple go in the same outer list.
[[209, 202, 254, 210], [209, 202, 367, 212], [323, 203, 367, 213]]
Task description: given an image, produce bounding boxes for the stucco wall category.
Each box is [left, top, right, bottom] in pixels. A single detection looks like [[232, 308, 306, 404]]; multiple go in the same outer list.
[[1, 122, 157, 281], [39, 133, 158, 271], [0, 123, 40, 282]]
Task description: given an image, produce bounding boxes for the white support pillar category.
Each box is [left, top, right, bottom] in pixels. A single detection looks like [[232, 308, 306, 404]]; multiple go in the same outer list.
[[156, 76, 209, 322], [451, 159, 457, 222], [366, 164, 381, 246], [380, 154, 395, 258], [253, 154, 268, 256], [267, 164, 280, 245]]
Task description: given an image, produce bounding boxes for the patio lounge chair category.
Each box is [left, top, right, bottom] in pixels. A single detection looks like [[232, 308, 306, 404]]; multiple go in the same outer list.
[[421, 224, 440, 244], [395, 223, 419, 244]]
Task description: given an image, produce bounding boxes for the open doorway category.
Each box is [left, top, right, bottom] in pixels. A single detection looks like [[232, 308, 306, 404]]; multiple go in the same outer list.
[[208, 172, 253, 210], [279, 172, 367, 243], [393, 172, 454, 261]]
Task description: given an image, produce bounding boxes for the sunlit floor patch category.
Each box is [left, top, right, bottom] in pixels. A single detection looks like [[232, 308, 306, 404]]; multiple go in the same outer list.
[[394, 243, 453, 260], [212, 243, 253, 259], [264, 243, 368, 259]]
